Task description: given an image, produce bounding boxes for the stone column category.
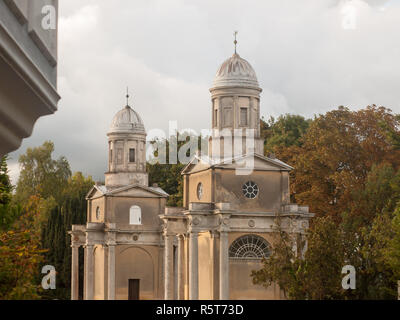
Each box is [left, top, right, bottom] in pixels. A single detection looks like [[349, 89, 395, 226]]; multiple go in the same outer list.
[[174, 245, 178, 300], [110, 140, 115, 172], [107, 245, 116, 300], [177, 235, 185, 300], [217, 98, 222, 131], [164, 234, 174, 300], [124, 139, 128, 171], [84, 244, 94, 300], [219, 231, 229, 300], [189, 232, 199, 300], [233, 95, 239, 129], [249, 97, 254, 131], [71, 244, 79, 300], [83, 246, 87, 300], [211, 232, 220, 300]]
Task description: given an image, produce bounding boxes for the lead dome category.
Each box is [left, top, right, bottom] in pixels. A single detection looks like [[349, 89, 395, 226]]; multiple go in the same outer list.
[[108, 105, 145, 134], [213, 53, 259, 89]]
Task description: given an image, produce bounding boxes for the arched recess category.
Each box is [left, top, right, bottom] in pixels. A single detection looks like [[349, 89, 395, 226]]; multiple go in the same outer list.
[[116, 246, 155, 300]]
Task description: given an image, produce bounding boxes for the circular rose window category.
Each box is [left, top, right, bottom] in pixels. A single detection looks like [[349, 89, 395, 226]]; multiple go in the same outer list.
[[242, 181, 259, 199], [197, 183, 203, 200]]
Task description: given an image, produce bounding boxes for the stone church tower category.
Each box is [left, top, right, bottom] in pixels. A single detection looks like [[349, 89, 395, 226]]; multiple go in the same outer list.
[[69, 99, 169, 300], [209, 52, 264, 159], [105, 104, 148, 187], [69, 44, 314, 301]]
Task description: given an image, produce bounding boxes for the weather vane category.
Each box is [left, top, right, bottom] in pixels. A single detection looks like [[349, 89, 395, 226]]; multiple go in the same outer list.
[[234, 31, 238, 54]]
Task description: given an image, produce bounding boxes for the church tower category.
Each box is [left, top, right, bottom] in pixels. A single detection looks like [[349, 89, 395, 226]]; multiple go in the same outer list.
[[105, 96, 148, 187], [209, 39, 264, 159], [70, 93, 168, 301]]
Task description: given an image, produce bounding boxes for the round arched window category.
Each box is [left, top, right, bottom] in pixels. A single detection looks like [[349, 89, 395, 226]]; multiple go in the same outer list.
[[197, 183, 203, 200], [229, 235, 271, 260], [242, 181, 259, 199], [96, 207, 100, 220]]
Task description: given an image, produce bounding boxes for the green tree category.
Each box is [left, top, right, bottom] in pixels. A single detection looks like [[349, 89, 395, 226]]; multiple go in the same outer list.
[[40, 172, 94, 300], [261, 114, 311, 155], [15, 141, 71, 204], [147, 132, 207, 207], [384, 207, 400, 281], [0, 156, 22, 232], [0, 196, 47, 300], [252, 216, 346, 300], [0, 156, 12, 206]]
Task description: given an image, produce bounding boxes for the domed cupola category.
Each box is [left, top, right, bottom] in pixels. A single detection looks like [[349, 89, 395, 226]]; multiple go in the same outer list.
[[213, 53, 260, 89], [109, 105, 145, 134], [105, 92, 148, 188], [209, 33, 264, 159]]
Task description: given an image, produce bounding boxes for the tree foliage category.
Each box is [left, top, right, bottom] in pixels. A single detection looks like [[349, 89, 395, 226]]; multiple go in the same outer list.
[[0, 196, 47, 300], [253, 107, 400, 299], [293, 106, 400, 218], [0, 156, 12, 206], [15, 141, 71, 204], [252, 216, 346, 300], [1, 143, 92, 300], [261, 114, 311, 154], [147, 132, 207, 207], [0, 156, 21, 231], [41, 172, 94, 300]]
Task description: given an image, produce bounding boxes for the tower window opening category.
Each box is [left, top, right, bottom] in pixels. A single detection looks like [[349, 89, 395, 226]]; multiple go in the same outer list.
[[214, 109, 218, 127], [129, 148, 136, 163], [240, 108, 248, 126]]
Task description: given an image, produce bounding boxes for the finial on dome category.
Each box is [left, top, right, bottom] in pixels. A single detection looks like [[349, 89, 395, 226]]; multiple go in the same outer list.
[[234, 31, 238, 54], [126, 87, 130, 107]]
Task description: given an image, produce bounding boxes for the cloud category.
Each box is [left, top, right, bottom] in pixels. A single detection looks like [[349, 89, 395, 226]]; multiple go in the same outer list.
[[7, 0, 400, 183]]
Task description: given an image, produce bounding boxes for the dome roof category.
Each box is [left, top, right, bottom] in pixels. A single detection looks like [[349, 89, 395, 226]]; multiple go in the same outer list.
[[213, 53, 259, 89], [108, 105, 145, 134]]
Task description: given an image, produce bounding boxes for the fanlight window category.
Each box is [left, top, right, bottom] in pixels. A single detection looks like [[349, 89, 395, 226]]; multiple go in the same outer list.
[[229, 235, 271, 260], [129, 206, 142, 225]]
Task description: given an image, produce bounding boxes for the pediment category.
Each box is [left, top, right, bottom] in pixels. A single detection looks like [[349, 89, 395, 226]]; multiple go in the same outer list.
[[181, 156, 211, 175], [86, 184, 168, 200], [214, 154, 293, 171], [106, 184, 168, 198], [86, 185, 106, 200], [181, 154, 292, 175]]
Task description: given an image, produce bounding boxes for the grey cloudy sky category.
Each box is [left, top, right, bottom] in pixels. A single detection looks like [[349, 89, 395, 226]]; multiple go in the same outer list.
[[7, 0, 400, 183]]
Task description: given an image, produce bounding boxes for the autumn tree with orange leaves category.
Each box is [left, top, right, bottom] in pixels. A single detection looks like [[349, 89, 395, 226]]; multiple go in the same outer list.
[[254, 106, 400, 299], [290, 105, 400, 219]]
